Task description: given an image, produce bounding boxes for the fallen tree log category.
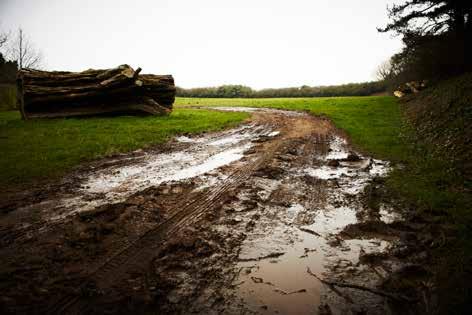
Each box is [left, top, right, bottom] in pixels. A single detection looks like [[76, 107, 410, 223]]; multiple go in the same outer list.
[[17, 65, 175, 119]]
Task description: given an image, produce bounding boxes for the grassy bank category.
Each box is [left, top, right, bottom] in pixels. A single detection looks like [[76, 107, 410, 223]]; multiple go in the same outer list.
[[0, 109, 249, 186], [398, 74, 472, 314]]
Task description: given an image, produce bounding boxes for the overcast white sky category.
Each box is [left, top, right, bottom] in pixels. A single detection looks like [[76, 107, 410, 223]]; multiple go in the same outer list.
[[0, 0, 402, 89]]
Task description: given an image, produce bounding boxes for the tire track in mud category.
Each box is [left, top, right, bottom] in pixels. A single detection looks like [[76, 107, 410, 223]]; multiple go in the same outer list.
[[0, 219, 63, 246], [0, 121, 271, 247], [0, 109, 410, 315], [46, 111, 324, 314]]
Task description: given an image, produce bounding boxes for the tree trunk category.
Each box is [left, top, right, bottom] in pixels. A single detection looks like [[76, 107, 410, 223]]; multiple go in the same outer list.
[[17, 65, 175, 119]]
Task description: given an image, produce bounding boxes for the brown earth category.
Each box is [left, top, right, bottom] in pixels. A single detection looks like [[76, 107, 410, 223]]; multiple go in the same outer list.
[[0, 108, 431, 314]]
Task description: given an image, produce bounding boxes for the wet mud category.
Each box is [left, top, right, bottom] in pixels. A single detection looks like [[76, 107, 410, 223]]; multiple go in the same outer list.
[[0, 107, 424, 314]]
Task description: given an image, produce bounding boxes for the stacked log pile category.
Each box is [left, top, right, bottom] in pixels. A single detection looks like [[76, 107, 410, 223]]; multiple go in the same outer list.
[[393, 80, 428, 98], [16, 65, 175, 119]]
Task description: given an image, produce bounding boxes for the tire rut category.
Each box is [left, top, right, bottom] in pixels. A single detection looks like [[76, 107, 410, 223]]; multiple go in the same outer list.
[[46, 128, 288, 314]]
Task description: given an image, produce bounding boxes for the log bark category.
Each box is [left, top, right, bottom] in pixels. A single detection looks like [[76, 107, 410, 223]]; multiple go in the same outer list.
[[17, 65, 175, 119]]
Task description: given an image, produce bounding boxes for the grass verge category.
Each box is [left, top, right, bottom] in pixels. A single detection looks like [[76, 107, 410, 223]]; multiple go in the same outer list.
[[0, 108, 249, 187]]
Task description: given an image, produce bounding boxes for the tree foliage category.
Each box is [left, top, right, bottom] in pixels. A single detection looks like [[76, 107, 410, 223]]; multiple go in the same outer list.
[[379, 0, 472, 87], [0, 27, 8, 65], [0, 59, 17, 83], [0, 29, 17, 84], [176, 81, 387, 98], [379, 0, 472, 36]]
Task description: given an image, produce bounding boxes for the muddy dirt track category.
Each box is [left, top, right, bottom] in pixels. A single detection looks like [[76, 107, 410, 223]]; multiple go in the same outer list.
[[0, 108, 432, 314]]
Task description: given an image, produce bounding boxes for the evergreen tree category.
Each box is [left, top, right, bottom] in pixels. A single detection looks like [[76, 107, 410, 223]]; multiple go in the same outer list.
[[379, 1, 472, 37], [379, 1, 472, 84]]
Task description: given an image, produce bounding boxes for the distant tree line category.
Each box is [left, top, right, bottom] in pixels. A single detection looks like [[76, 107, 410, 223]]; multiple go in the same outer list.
[[378, 0, 472, 89], [0, 56, 17, 84], [176, 81, 387, 98]]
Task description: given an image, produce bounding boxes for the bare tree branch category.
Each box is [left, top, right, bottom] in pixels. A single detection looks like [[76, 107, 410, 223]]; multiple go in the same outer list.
[[376, 60, 393, 81], [0, 27, 9, 53], [8, 28, 43, 69], [0, 34, 7, 48]]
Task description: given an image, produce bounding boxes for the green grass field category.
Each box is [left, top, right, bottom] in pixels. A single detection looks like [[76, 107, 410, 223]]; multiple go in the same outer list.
[[0, 96, 465, 226], [176, 96, 405, 161], [2, 95, 404, 187], [0, 108, 249, 186]]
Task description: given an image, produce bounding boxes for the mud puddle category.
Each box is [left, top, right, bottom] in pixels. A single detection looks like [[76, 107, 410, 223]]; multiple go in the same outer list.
[[6, 121, 280, 225], [206, 132, 405, 314], [0, 107, 411, 315]]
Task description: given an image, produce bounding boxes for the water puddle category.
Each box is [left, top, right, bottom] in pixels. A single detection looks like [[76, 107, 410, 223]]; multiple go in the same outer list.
[[17, 122, 281, 222], [10, 106, 311, 221], [225, 133, 397, 314], [379, 204, 404, 224]]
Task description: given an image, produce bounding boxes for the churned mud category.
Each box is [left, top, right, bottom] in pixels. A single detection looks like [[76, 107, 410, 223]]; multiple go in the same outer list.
[[0, 107, 423, 314]]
